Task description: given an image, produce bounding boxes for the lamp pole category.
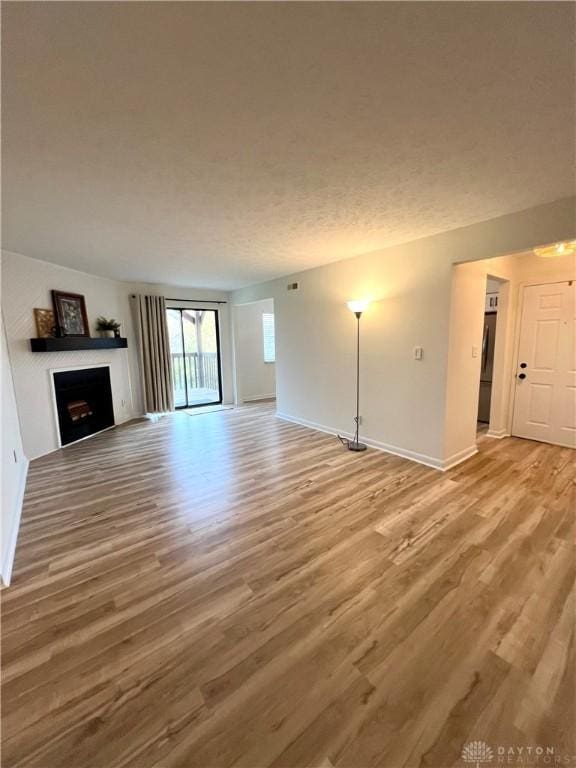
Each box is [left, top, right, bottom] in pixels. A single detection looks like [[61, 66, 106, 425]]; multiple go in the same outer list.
[[349, 307, 367, 452]]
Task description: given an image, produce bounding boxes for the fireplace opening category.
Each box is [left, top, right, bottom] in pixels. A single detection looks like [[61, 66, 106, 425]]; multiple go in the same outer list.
[[53, 367, 114, 446]]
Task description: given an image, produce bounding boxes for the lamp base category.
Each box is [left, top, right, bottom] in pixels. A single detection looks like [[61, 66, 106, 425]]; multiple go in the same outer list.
[[348, 441, 367, 452]]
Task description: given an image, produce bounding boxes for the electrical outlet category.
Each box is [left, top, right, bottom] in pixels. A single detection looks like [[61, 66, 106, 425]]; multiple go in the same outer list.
[[413, 346, 423, 360]]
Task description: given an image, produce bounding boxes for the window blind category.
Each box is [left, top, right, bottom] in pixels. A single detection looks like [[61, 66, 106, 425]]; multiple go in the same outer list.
[[262, 313, 275, 363]]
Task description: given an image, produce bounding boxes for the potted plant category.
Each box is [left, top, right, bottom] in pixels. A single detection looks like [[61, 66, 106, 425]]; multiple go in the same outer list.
[[96, 316, 121, 338]]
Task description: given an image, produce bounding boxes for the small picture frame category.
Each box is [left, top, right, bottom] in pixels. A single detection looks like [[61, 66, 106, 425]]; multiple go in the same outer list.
[[52, 290, 90, 337], [33, 308, 57, 338]]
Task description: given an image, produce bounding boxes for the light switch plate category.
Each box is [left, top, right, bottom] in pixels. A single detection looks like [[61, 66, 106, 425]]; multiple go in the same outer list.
[[413, 346, 423, 360]]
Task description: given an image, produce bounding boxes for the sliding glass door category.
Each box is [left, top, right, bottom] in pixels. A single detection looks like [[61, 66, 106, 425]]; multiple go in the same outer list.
[[167, 308, 223, 408]]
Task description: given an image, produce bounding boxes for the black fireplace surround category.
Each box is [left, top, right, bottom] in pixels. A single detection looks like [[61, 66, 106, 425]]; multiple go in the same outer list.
[[53, 367, 114, 446]]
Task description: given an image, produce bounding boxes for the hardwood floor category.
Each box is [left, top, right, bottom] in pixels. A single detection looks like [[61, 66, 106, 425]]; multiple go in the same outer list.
[[2, 404, 574, 768]]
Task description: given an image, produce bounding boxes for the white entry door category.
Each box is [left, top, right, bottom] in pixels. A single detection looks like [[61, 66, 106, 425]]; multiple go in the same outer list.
[[512, 281, 575, 448]]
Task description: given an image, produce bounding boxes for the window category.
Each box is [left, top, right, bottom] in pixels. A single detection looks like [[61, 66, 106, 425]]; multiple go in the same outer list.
[[262, 312, 275, 363]]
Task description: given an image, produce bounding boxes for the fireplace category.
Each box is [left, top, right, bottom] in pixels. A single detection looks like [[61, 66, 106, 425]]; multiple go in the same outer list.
[[52, 366, 114, 446]]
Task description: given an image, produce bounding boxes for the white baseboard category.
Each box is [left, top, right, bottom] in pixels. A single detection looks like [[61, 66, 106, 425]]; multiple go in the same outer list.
[[442, 444, 478, 470], [1, 456, 29, 587], [275, 411, 459, 471], [29, 411, 142, 461], [243, 394, 276, 403], [486, 428, 510, 439]]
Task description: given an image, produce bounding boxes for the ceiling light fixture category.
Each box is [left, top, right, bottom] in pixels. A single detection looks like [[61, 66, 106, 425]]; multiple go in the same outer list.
[[533, 240, 576, 259]]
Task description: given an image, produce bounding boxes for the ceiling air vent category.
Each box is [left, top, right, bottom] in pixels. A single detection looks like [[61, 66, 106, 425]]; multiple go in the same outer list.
[[287, 282, 299, 291]]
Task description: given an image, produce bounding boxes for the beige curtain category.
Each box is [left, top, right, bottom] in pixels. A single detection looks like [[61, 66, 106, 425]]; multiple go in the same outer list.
[[136, 295, 174, 413]]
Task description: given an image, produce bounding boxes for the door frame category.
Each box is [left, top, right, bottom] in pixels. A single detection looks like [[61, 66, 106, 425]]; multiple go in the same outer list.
[[480, 274, 511, 442], [508, 278, 573, 442], [168, 307, 224, 409]]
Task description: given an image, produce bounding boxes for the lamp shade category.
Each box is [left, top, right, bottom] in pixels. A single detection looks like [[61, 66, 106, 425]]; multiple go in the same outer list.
[[347, 299, 370, 314]]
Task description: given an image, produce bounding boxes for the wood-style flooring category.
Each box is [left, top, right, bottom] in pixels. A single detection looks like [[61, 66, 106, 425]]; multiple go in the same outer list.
[[2, 404, 574, 768]]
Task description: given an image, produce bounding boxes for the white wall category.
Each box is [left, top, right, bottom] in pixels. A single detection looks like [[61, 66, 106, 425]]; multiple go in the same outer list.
[[1, 308, 28, 585], [233, 299, 276, 403], [0, 252, 234, 460], [1, 251, 140, 460], [232, 197, 575, 468]]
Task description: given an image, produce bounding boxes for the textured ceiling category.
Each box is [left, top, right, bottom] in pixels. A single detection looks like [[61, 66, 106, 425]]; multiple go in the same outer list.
[[2, 2, 575, 289]]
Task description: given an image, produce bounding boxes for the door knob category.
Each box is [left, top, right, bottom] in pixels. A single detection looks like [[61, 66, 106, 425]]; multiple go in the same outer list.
[[518, 373, 526, 380]]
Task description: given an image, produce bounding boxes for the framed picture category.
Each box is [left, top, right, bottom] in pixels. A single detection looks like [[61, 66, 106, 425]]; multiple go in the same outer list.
[[33, 308, 57, 338], [51, 290, 90, 337]]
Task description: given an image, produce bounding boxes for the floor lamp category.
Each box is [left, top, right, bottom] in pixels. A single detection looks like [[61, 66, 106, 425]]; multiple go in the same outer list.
[[339, 299, 369, 452]]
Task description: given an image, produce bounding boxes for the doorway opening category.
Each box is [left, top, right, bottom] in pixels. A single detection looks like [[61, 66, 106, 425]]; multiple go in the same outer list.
[[446, 245, 575, 467], [167, 308, 223, 408], [232, 298, 276, 405], [444, 260, 512, 466], [477, 278, 501, 434]]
